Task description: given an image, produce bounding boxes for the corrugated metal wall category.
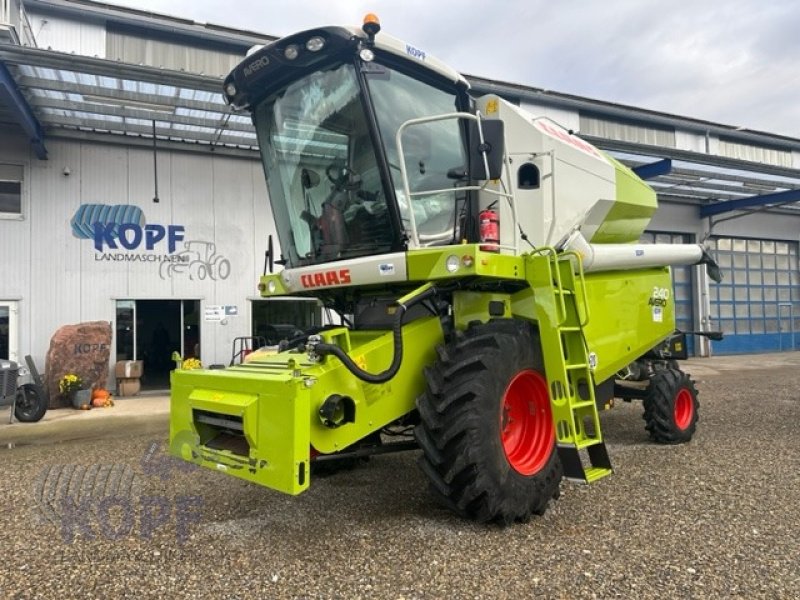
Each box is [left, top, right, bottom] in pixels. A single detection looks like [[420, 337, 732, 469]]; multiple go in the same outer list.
[[579, 113, 677, 147], [106, 30, 243, 77], [27, 12, 106, 56], [0, 132, 274, 374]]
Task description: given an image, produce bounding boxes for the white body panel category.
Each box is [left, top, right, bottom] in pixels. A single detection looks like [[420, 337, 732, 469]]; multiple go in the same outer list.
[[280, 252, 409, 293], [564, 231, 704, 273], [341, 26, 468, 87], [475, 96, 617, 250]]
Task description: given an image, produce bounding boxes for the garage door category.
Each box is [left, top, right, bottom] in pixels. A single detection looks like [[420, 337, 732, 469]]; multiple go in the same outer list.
[[709, 237, 800, 354], [641, 232, 695, 355]]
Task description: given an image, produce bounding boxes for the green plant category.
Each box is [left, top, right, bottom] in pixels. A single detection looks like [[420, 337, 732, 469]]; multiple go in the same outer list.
[[59, 373, 83, 395]]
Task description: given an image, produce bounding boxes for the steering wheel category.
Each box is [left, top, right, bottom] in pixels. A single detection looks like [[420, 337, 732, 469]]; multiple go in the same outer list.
[[326, 164, 361, 191]]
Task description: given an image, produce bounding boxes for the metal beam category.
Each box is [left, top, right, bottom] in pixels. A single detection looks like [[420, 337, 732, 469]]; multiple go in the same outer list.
[[43, 114, 256, 148], [652, 175, 776, 196], [587, 137, 800, 179], [28, 96, 255, 133], [0, 62, 47, 159], [700, 189, 800, 217], [17, 75, 228, 113], [46, 127, 260, 160], [649, 184, 744, 202], [632, 158, 672, 180], [0, 44, 224, 92]]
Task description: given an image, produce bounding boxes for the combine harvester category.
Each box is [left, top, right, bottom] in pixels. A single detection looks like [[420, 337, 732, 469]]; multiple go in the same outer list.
[[170, 15, 721, 523]]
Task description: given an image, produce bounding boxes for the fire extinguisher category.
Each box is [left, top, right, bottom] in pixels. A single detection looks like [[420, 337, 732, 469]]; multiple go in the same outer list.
[[479, 207, 499, 252]]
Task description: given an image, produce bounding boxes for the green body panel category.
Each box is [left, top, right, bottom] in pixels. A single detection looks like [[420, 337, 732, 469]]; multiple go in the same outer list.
[[590, 155, 658, 244], [170, 314, 443, 495], [406, 246, 525, 282], [453, 291, 512, 328], [171, 244, 678, 494], [580, 267, 675, 382]]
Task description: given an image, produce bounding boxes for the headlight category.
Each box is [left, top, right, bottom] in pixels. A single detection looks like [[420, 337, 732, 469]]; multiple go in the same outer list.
[[445, 255, 460, 273], [284, 45, 299, 60], [306, 36, 325, 52], [359, 48, 375, 62], [224, 82, 237, 97], [267, 280, 277, 294]]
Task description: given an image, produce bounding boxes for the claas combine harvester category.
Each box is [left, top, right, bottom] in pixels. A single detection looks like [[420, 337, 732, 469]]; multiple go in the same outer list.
[[170, 16, 722, 523]]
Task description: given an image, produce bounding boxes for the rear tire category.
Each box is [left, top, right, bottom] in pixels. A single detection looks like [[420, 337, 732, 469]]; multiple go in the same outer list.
[[643, 368, 699, 444], [415, 319, 562, 524]]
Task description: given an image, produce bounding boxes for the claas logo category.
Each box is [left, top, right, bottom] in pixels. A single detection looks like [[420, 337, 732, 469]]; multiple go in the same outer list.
[[300, 269, 352, 288]]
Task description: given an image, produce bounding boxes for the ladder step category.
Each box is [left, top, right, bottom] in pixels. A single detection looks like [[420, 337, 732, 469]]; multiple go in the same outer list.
[[553, 289, 575, 295], [560, 326, 582, 332], [565, 363, 588, 370], [583, 467, 613, 483], [569, 400, 595, 410], [575, 437, 603, 450]]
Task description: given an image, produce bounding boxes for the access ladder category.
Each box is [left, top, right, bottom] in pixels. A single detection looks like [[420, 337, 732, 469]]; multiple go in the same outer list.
[[527, 249, 613, 483]]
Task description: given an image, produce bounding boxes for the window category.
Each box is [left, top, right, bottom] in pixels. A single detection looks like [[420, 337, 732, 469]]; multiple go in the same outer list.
[[0, 164, 23, 218]]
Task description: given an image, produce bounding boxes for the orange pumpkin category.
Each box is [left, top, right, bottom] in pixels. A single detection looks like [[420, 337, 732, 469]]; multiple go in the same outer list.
[[92, 388, 110, 401]]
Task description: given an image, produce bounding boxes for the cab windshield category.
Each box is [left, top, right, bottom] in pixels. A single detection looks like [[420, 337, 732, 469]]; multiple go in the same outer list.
[[254, 62, 394, 267]]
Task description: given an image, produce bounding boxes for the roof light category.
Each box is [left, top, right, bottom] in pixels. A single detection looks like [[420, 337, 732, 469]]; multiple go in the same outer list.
[[359, 48, 375, 62], [362, 13, 381, 42], [284, 44, 299, 60], [306, 36, 325, 52], [224, 82, 237, 97]]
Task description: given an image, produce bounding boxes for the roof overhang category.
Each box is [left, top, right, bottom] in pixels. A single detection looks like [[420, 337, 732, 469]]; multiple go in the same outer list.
[[0, 43, 257, 158]]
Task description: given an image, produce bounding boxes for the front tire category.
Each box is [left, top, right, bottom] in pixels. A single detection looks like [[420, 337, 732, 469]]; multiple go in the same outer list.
[[415, 320, 562, 524], [643, 368, 699, 444]]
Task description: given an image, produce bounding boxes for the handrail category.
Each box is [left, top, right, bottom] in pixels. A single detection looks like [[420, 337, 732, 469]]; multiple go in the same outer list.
[[394, 111, 518, 252]]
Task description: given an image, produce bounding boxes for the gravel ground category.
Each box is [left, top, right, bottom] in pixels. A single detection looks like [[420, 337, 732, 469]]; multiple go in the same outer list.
[[0, 364, 798, 599]]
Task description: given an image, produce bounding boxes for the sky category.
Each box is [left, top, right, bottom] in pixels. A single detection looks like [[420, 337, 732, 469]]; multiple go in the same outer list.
[[106, 0, 800, 138]]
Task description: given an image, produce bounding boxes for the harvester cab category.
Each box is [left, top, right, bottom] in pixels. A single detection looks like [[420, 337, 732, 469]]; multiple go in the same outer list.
[[170, 15, 721, 523]]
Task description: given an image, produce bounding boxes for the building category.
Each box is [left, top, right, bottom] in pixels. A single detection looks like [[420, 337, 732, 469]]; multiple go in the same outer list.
[[1, 0, 799, 390]]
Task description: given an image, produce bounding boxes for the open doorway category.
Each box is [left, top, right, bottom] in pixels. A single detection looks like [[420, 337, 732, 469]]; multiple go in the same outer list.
[[116, 299, 200, 390], [0, 301, 18, 362]]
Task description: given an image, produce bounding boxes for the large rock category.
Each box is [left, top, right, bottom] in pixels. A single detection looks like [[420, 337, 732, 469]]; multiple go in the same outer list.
[[45, 321, 112, 408]]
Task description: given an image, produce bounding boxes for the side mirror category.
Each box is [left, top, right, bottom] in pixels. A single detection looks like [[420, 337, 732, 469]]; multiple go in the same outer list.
[[263, 234, 274, 275], [468, 119, 505, 180]]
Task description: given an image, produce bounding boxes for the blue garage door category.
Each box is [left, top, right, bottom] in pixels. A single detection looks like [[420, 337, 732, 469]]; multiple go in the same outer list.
[[641, 231, 695, 355], [709, 237, 800, 354]]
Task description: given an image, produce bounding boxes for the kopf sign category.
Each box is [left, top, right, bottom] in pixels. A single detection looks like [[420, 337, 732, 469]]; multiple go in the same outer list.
[[93, 223, 185, 253]]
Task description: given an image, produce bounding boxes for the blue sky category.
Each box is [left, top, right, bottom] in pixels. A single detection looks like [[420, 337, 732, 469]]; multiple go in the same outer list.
[[107, 0, 800, 138]]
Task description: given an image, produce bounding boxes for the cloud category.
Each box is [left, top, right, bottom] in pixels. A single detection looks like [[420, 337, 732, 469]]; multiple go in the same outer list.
[[103, 0, 800, 136]]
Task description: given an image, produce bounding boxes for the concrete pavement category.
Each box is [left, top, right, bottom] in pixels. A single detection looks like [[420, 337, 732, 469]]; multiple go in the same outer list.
[[0, 392, 169, 446], [1, 351, 798, 446]]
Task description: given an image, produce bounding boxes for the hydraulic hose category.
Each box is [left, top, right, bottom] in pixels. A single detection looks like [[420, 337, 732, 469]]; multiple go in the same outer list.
[[312, 285, 438, 384]]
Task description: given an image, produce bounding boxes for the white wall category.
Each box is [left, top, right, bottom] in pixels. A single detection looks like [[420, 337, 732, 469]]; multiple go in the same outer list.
[[0, 134, 271, 375]]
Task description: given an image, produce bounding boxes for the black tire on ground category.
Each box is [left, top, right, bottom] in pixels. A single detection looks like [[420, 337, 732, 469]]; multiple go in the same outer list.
[[415, 319, 562, 524], [643, 368, 699, 444], [14, 383, 47, 422]]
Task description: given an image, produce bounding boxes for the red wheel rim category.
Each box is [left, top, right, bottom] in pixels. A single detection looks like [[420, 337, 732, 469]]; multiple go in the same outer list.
[[500, 370, 554, 476], [674, 388, 694, 430]]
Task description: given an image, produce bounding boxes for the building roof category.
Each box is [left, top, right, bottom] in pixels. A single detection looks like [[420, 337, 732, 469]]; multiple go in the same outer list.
[[2, 0, 799, 217]]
